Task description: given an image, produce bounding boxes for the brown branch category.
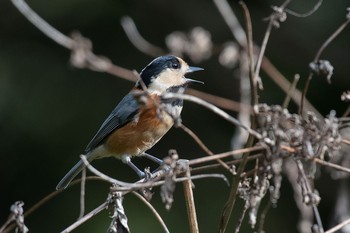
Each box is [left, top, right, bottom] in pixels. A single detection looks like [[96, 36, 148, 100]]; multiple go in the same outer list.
[[325, 217, 350, 233], [189, 146, 264, 166], [61, 202, 107, 233], [131, 192, 170, 233], [182, 161, 199, 233], [179, 123, 232, 173]]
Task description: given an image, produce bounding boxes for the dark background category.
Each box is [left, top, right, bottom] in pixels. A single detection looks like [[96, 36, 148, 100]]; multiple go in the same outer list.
[[1, 0, 349, 232]]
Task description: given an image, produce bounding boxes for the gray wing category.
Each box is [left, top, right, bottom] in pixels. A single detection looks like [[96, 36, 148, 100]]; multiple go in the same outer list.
[[84, 92, 139, 153]]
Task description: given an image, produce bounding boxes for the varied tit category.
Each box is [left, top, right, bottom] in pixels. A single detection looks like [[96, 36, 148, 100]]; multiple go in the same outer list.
[[56, 55, 203, 190]]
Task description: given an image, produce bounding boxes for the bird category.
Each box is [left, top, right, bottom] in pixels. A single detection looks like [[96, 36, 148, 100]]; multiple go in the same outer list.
[[56, 55, 203, 190]]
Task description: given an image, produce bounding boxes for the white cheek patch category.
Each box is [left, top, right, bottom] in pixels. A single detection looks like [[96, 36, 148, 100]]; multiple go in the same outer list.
[[147, 69, 186, 94]]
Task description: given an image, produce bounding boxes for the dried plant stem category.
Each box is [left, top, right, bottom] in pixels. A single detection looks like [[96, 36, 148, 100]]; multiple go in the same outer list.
[[282, 74, 300, 108], [341, 139, 350, 145], [342, 105, 350, 118], [131, 192, 170, 233], [121, 16, 165, 57], [258, 201, 272, 233], [162, 93, 263, 140], [61, 202, 107, 233], [213, 0, 247, 47], [182, 163, 199, 233], [78, 168, 86, 219], [300, 16, 350, 115], [240, 1, 259, 103], [313, 158, 350, 173], [261, 57, 322, 119], [295, 160, 324, 233], [189, 146, 264, 166], [179, 123, 232, 173], [325, 217, 350, 233], [186, 88, 250, 113], [190, 154, 263, 174], [10, 0, 75, 49], [234, 201, 249, 233]]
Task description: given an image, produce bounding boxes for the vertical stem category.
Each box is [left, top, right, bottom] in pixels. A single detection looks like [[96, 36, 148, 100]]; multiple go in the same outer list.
[[183, 161, 199, 233]]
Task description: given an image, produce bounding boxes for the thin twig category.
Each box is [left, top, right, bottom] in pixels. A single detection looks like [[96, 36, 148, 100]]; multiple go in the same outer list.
[[295, 160, 324, 233], [261, 57, 322, 119], [161, 93, 264, 141], [11, 0, 75, 49], [254, 0, 292, 90], [182, 161, 199, 233], [240, 1, 259, 104], [325, 217, 350, 233], [313, 158, 350, 173], [258, 201, 272, 233], [189, 146, 264, 166], [282, 74, 300, 108], [342, 105, 350, 118], [61, 202, 107, 233], [131, 192, 170, 233], [179, 123, 232, 173], [186, 88, 251, 113], [234, 201, 249, 233], [213, 0, 247, 48], [190, 154, 263, 174], [285, 0, 323, 17], [78, 167, 86, 219], [120, 16, 165, 57], [314, 17, 350, 62], [300, 15, 350, 115], [341, 138, 350, 145]]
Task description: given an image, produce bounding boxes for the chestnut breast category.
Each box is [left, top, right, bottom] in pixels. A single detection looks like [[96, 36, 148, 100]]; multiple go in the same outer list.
[[105, 94, 182, 157]]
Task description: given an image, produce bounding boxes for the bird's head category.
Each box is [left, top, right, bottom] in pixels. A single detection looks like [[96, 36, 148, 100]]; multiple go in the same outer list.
[[136, 55, 203, 94]]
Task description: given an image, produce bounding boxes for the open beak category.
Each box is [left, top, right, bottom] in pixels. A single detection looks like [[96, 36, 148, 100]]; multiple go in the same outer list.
[[187, 66, 204, 73], [185, 66, 204, 84]]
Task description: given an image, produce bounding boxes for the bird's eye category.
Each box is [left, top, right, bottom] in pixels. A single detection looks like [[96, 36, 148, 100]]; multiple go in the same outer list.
[[171, 61, 180, 69]]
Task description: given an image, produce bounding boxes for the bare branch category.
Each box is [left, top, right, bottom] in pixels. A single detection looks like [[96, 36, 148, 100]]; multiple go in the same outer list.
[[131, 192, 170, 233], [179, 123, 232, 173], [325, 217, 350, 233], [213, 0, 247, 48], [61, 202, 107, 233], [182, 161, 199, 233], [120, 16, 165, 57], [189, 146, 264, 166], [161, 92, 264, 141], [11, 0, 75, 49]]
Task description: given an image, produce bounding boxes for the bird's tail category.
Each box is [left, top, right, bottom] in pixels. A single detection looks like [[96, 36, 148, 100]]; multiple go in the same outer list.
[[56, 158, 86, 190]]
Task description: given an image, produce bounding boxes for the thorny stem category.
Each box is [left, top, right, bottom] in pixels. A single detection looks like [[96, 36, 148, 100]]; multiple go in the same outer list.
[[300, 15, 350, 115]]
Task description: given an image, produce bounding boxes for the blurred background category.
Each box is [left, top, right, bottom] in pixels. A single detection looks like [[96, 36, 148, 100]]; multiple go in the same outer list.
[[1, 0, 349, 232]]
